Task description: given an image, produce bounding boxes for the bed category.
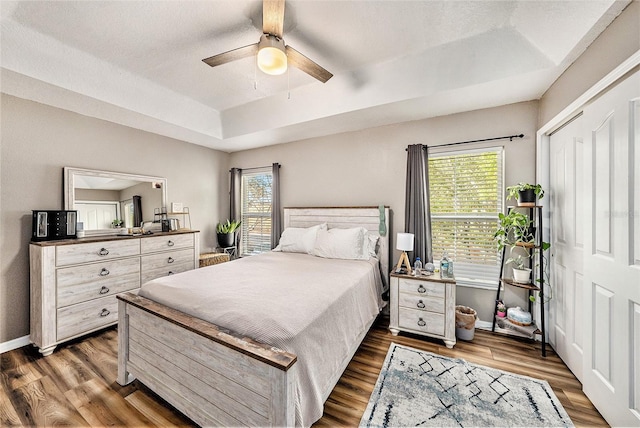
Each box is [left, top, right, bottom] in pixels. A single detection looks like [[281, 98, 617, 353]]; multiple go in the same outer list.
[[117, 206, 390, 427]]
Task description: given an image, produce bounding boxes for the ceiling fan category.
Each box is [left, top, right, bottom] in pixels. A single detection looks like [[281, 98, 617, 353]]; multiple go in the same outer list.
[[202, 0, 333, 83]]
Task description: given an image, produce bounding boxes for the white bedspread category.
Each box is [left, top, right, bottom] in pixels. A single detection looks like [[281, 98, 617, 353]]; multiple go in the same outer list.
[[138, 251, 384, 427]]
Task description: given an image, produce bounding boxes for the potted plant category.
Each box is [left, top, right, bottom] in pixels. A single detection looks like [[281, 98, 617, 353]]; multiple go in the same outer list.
[[216, 219, 241, 248], [506, 183, 545, 207], [493, 210, 536, 251], [506, 254, 531, 283], [496, 301, 507, 318], [112, 219, 123, 228]]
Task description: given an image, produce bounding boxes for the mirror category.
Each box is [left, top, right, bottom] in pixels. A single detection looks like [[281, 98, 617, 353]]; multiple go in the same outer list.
[[64, 167, 167, 236]]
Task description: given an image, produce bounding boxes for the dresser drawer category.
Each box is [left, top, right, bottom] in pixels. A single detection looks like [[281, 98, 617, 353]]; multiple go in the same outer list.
[[56, 258, 140, 307], [57, 295, 119, 341], [398, 278, 445, 298], [141, 248, 193, 271], [141, 249, 194, 284], [142, 261, 193, 284], [398, 307, 445, 336], [56, 239, 140, 266], [398, 293, 444, 314], [141, 234, 194, 254]]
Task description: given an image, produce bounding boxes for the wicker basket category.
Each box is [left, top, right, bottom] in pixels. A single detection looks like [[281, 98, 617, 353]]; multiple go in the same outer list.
[[199, 252, 230, 268]]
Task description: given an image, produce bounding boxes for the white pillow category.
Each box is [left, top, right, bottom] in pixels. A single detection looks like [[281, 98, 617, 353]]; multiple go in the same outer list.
[[365, 233, 380, 259], [312, 227, 368, 260], [274, 223, 326, 254]]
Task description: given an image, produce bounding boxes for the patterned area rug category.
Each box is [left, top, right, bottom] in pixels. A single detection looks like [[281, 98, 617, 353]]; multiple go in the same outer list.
[[360, 343, 573, 427]]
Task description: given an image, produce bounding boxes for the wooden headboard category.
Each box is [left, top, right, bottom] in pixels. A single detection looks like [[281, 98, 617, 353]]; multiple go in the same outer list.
[[283, 207, 390, 289]]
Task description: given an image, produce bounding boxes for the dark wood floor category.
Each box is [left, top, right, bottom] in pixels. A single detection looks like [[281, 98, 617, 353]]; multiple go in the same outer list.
[[1, 315, 607, 427]]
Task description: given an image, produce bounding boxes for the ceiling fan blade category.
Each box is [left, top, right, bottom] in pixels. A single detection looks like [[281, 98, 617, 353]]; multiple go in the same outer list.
[[202, 43, 259, 68], [263, 0, 285, 38], [285, 45, 333, 83]]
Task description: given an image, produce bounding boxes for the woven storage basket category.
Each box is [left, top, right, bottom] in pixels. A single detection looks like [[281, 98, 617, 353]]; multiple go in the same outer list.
[[199, 252, 230, 268]]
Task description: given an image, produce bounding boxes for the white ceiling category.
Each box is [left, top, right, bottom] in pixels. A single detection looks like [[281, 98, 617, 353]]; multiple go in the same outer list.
[[0, 0, 629, 153]]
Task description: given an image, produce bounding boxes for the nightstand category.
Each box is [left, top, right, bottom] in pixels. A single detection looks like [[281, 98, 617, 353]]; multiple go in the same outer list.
[[389, 272, 456, 348]]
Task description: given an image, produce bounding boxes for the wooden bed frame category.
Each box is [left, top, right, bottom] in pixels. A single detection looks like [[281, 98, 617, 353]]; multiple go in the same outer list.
[[117, 206, 390, 426]]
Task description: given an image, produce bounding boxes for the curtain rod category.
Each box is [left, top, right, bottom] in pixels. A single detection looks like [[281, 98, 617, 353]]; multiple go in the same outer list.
[[230, 163, 281, 173], [407, 134, 524, 150]]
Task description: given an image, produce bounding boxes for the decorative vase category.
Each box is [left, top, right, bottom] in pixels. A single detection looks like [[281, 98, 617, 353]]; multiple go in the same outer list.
[[217, 232, 235, 248], [497, 310, 506, 318], [517, 189, 536, 207], [512, 267, 532, 284]]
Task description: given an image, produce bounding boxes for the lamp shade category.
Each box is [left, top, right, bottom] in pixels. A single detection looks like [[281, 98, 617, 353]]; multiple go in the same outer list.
[[257, 34, 287, 76], [396, 233, 414, 251]]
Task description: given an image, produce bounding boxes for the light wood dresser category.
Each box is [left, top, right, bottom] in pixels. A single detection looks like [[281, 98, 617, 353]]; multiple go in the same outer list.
[[30, 230, 199, 355], [389, 272, 456, 348]]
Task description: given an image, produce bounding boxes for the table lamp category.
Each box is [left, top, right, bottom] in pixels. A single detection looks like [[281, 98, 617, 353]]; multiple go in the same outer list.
[[395, 232, 414, 274]]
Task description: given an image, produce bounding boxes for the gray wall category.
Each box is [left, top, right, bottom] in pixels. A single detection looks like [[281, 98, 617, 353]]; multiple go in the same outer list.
[[0, 94, 229, 343], [230, 101, 539, 322], [539, 1, 639, 126]]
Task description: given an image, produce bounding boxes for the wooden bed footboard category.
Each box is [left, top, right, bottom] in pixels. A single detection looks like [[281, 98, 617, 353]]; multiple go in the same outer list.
[[117, 293, 298, 427]]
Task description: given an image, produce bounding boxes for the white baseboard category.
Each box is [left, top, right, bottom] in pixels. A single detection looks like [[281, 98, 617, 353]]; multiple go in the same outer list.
[[1, 335, 30, 354]]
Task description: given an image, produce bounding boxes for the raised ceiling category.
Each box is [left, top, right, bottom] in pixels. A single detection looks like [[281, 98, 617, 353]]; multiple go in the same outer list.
[[0, 0, 629, 152]]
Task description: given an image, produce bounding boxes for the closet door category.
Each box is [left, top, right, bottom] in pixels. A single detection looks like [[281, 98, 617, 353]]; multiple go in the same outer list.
[[582, 70, 640, 427], [549, 115, 584, 382]]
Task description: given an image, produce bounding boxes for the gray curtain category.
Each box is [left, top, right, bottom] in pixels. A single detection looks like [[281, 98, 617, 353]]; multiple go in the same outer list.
[[132, 195, 143, 227], [405, 144, 433, 263], [271, 163, 282, 248], [229, 168, 242, 221], [229, 168, 242, 249]]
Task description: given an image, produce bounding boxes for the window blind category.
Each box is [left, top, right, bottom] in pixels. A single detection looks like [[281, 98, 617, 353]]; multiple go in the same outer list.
[[429, 147, 503, 287], [240, 170, 273, 256]]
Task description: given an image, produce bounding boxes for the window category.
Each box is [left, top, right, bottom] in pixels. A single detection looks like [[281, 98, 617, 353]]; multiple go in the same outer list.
[[240, 169, 273, 256], [428, 147, 503, 288]]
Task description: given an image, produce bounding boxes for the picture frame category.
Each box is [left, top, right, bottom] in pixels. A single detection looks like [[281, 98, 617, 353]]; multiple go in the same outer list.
[[171, 202, 184, 213]]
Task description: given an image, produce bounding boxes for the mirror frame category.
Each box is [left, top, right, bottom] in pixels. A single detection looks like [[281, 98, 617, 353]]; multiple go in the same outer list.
[[64, 167, 167, 236]]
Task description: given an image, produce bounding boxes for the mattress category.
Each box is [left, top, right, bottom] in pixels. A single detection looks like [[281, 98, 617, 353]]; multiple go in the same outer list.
[[137, 251, 384, 426]]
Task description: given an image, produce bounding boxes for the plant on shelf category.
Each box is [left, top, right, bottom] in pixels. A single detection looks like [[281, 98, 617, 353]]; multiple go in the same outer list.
[[496, 300, 507, 318], [216, 219, 241, 248], [506, 254, 531, 284], [506, 182, 545, 207], [493, 206, 553, 302], [493, 210, 536, 251], [112, 219, 124, 228]]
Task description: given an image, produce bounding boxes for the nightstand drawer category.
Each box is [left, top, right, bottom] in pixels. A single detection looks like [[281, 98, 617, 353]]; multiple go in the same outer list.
[[398, 293, 444, 314], [398, 278, 445, 298], [399, 307, 445, 336]]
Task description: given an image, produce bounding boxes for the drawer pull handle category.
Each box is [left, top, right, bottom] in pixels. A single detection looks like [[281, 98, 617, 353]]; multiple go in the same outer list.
[[98, 248, 109, 256], [167, 240, 175, 247], [417, 318, 426, 327], [99, 268, 110, 276], [167, 257, 175, 264], [417, 300, 426, 309], [100, 308, 110, 317], [168, 271, 174, 275], [99, 286, 110, 295], [417, 285, 426, 293]]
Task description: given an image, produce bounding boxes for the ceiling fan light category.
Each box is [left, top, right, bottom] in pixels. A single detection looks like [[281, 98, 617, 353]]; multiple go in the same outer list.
[[257, 34, 287, 75]]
